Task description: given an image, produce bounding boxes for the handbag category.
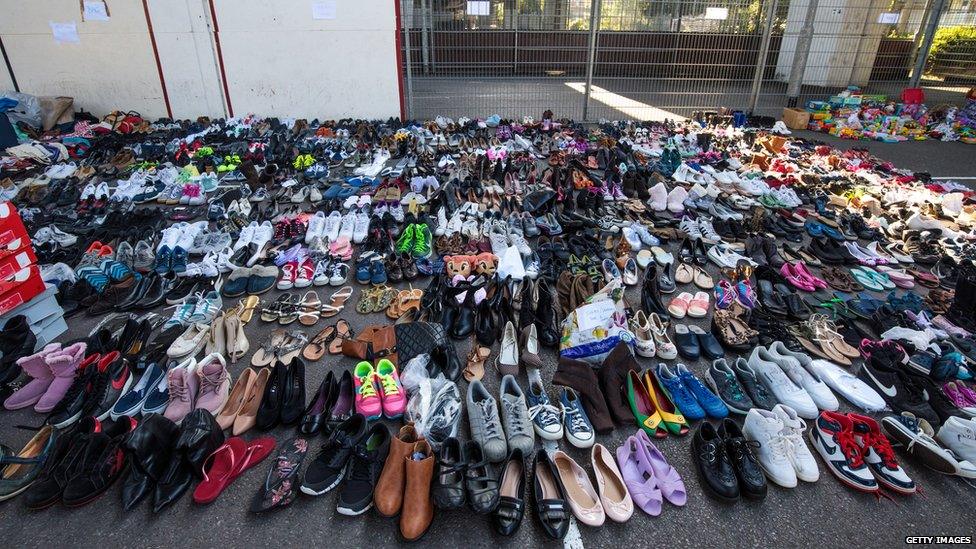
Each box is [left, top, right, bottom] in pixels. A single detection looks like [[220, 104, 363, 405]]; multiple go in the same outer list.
[[395, 321, 461, 381], [341, 325, 396, 360]]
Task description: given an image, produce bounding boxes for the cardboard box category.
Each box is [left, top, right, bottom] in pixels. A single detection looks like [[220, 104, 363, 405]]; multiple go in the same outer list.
[[32, 313, 67, 349], [0, 202, 29, 250], [782, 108, 811, 130], [0, 266, 46, 317], [0, 284, 60, 327]]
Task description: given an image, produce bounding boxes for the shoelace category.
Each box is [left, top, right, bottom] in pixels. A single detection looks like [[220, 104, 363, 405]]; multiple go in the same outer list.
[[564, 405, 589, 432], [478, 400, 501, 439], [502, 398, 531, 438], [347, 448, 373, 482], [358, 376, 378, 399], [168, 377, 190, 403], [835, 429, 865, 468], [528, 402, 561, 427], [378, 374, 400, 395], [863, 430, 899, 469], [199, 368, 227, 394]]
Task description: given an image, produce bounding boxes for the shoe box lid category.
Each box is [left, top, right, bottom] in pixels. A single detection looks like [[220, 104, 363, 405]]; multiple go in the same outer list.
[[0, 202, 30, 250], [31, 313, 67, 351], [0, 283, 61, 327], [0, 266, 47, 317]]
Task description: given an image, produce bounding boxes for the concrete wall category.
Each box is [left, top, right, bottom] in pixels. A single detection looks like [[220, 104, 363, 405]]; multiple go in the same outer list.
[[0, 0, 401, 120]]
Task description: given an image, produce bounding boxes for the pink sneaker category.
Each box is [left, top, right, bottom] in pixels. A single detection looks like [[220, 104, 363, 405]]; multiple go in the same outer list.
[[194, 353, 230, 414], [375, 358, 406, 419], [354, 361, 382, 419], [4, 344, 61, 410]]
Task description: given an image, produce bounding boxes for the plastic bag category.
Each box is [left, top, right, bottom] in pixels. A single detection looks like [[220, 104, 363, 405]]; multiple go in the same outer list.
[[0, 91, 41, 129], [559, 279, 634, 365], [402, 354, 462, 450]]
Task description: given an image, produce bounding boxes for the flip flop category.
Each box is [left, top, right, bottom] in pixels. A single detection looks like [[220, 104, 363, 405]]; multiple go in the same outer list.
[[329, 320, 353, 355], [251, 329, 286, 367], [356, 287, 379, 314], [259, 294, 290, 322], [373, 286, 397, 313], [193, 437, 247, 504], [303, 324, 337, 361], [237, 295, 260, 324]]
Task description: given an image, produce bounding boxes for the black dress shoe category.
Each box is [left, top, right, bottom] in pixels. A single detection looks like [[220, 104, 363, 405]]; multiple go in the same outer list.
[[23, 420, 94, 509], [121, 414, 179, 511], [674, 324, 700, 360], [327, 371, 355, 434], [452, 291, 476, 339], [256, 362, 286, 430], [718, 418, 767, 499], [0, 315, 37, 389], [431, 437, 466, 510], [492, 448, 526, 536], [640, 266, 670, 323], [531, 448, 569, 540], [464, 440, 498, 515], [299, 371, 335, 436], [691, 421, 739, 502], [279, 358, 306, 425], [135, 273, 171, 309]]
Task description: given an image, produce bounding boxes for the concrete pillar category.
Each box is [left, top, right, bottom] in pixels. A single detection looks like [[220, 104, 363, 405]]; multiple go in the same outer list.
[[774, 0, 890, 88]]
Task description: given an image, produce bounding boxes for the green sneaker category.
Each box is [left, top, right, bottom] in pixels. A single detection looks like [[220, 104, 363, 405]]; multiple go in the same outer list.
[[412, 224, 432, 258], [396, 224, 416, 253]]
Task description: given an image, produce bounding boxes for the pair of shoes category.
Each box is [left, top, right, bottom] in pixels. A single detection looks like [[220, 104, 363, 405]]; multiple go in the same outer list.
[[221, 265, 278, 297], [742, 404, 820, 488], [627, 368, 689, 438], [692, 419, 767, 502], [353, 359, 406, 419], [162, 353, 230, 423], [3, 342, 87, 412], [656, 363, 728, 420], [466, 377, 534, 462], [430, 437, 500, 514], [616, 429, 686, 516]]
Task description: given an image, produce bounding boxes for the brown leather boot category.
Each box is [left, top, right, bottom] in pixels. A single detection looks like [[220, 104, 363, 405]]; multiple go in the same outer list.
[[374, 423, 423, 517], [399, 440, 434, 542]]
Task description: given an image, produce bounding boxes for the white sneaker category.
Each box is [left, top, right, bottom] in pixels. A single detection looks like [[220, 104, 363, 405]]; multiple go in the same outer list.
[[433, 206, 449, 237], [338, 213, 356, 240], [215, 246, 237, 273], [509, 231, 531, 257], [159, 223, 186, 251], [352, 212, 370, 244], [936, 417, 976, 463], [181, 252, 219, 278], [748, 346, 818, 419], [234, 221, 258, 250], [697, 217, 720, 244], [622, 226, 643, 251], [305, 211, 327, 244], [805, 359, 887, 412], [250, 220, 274, 249], [445, 211, 463, 236], [707, 243, 756, 269], [770, 404, 820, 482], [766, 342, 839, 412], [489, 232, 510, 256], [678, 216, 702, 240], [312, 259, 330, 286], [771, 121, 791, 135], [666, 186, 688, 213], [647, 182, 668, 211], [389, 203, 405, 223], [322, 211, 342, 242], [742, 408, 798, 488], [40, 262, 76, 284]]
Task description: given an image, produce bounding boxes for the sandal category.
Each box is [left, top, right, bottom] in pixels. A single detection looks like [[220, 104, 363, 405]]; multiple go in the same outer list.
[[356, 287, 380, 314], [321, 286, 353, 318], [464, 343, 491, 382], [251, 329, 286, 367], [298, 291, 321, 326], [276, 331, 308, 363], [329, 320, 353, 354], [236, 295, 260, 324], [259, 294, 290, 323], [303, 323, 336, 361], [373, 286, 397, 313]]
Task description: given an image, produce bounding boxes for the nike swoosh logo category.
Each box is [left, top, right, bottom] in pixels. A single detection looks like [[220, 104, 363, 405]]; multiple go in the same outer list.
[[861, 366, 898, 397], [112, 369, 129, 391], [815, 428, 838, 454]]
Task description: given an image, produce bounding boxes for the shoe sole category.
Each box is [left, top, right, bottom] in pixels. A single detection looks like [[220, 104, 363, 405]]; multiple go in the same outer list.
[[905, 359, 932, 375], [807, 429, 879, 494], [565, 433, 595, 449], [51, 409, 84, 429], [299, 467, 345, 496], [0, 482, 34, 502], [336, 501, 372, 516], [881, 417, 959, 475]]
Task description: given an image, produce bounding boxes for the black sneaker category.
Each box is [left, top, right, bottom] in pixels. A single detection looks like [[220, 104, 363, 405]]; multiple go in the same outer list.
[[857, 356, 940, 425], [732, 358, 777, 410], [336, 423, 390, 515], [24, 420, 95, 509], [47, 356, 100, 428], [82, 351, 133, 421], [904, 371, 962, 426], [705, 359, 755, 415], [164, 276, 203, 305], [718, 418, 767, 499], [61, 416, 135, 507], [300, 414, 367, 496]]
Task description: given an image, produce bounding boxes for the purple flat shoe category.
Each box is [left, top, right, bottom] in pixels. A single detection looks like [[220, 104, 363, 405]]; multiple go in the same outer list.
[[615, 435, 662, 516], [636, 430, 687, 506]]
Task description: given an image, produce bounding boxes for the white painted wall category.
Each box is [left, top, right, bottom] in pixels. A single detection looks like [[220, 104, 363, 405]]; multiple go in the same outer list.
[[0, 0, 401, 120]]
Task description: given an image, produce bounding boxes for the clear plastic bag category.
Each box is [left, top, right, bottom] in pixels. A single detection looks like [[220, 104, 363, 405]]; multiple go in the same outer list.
[[402, 354, 462, 450]]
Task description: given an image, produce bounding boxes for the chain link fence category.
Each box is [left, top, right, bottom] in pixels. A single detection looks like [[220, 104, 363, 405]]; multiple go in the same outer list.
[[400, 0, 976, 120]]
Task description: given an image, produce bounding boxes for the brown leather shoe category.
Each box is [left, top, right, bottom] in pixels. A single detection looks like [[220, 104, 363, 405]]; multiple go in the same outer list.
[[375, 423, 423, 517], [399, 440, 434, 541]]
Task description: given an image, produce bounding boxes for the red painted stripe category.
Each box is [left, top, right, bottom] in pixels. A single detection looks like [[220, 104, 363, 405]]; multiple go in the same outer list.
[[141, 0, 173, 119], [393, 0, 406, 121], [207, 0, 234, 117]]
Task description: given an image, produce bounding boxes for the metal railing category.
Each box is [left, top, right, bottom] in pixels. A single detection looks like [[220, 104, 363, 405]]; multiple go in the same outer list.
[[399, 0, 976, 120]]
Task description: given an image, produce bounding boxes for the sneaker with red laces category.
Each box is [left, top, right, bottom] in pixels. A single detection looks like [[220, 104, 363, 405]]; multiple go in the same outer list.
[[848, 413, 916, 494], [807, 410, 878, 493], [294, 259, 314, 288], [277, 262, 298, 290]]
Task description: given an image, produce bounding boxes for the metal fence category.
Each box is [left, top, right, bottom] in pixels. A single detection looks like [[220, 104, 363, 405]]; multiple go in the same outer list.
[[400, 0, 976, 120]]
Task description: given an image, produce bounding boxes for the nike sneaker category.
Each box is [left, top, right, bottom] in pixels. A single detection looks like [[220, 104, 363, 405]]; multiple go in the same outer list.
[[82, 351, 133, 421], [807, 411, 878, 493], [856, 359, 940, 425], [848, 413, 916, 494]]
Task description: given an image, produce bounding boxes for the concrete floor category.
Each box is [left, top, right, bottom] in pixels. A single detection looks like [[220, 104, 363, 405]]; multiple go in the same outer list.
[[1, 136, 975, 548]]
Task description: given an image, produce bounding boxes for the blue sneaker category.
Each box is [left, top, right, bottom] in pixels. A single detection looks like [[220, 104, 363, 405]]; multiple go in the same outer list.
[[526, 381, 563, 440], [171, 246, 188, 274], [559, 387, 595, 448], [154, 245, 172, 275], [111, 362, 166, 419], [141, 362, 172, 414], [676, 363, 729, 419], [656, 363, 705, 420], [355, 254, 374, 284], [370, 260, 387, 285]]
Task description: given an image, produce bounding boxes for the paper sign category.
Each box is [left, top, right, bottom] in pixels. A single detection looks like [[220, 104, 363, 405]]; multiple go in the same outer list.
[[877, 12, 900, 23], [83, 1, 110, 22], [311, 0, 336, 19], [467, 1, 490, 16], [575, 299, 616, 331], [50, 21, 80, 43], [704, 7, 729, 19]]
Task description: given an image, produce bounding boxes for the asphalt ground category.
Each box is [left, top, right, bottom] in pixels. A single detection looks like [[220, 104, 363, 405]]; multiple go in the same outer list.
[[0, 136, 974, 549]]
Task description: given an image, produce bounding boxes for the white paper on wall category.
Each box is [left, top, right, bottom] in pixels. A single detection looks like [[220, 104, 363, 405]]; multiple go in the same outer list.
[[877, 12, 900, 23], [704, 7, 729, 19], [311, 0, 337, 19], [50, 21, 80, 43], [83, 1, 110, 22]]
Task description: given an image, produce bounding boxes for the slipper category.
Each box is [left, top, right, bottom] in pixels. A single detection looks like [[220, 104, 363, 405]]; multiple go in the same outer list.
[[193, 437, 247, 504], [303, 323, 336, 361], [237, 295, 260, 324], [850, 267, 884, 291], [674, 262, 693, 284], [650, 246, 674, 266], [374, 286, 396, 313], [259, 294, 290, 322], [329, 320, 353, 354], [356, 287, 379, 314], [692, 265, 714, 289]]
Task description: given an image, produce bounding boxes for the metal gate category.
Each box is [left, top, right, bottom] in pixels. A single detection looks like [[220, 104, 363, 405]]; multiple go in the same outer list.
[[399, 0, 976, 121]]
